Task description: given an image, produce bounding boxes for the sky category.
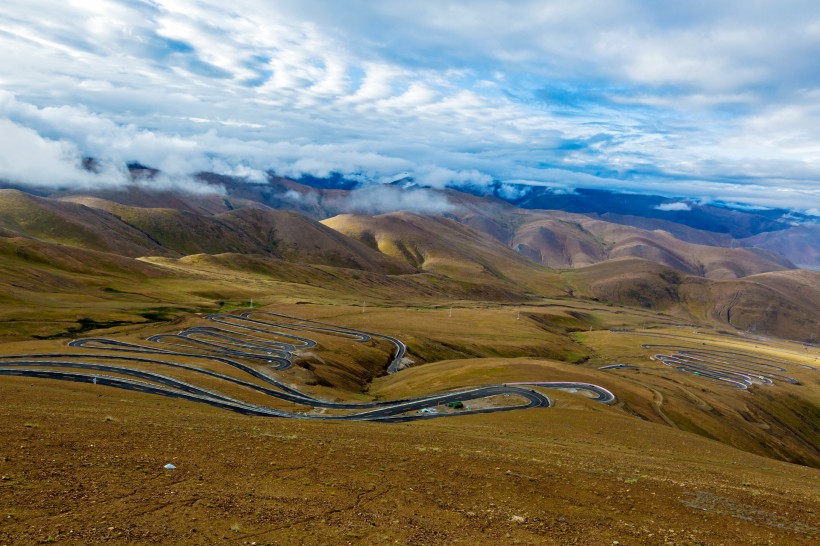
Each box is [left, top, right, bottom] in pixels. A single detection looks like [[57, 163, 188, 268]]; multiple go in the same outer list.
[[1, 0, 820, 212]]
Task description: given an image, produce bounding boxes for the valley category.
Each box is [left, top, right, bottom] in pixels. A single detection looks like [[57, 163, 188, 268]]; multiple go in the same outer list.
[[4, 3, 820, 543], [0, 179, 817, 544], [1, 298, 817, 544]]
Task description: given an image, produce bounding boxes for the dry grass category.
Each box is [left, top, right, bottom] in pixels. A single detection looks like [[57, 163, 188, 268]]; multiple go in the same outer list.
[[0, 200, 818, 543], [0, 376, 817, 544]]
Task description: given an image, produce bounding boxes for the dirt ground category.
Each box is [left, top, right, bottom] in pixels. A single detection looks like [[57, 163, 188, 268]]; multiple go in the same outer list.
[[1, 378, 817, 545]]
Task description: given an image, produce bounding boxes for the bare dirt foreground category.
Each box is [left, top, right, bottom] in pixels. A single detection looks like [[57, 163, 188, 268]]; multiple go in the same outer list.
[[0, 378, 817, 545]]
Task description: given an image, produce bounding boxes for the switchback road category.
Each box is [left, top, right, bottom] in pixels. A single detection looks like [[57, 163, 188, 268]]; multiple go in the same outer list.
[[0, 311, 614, 421]]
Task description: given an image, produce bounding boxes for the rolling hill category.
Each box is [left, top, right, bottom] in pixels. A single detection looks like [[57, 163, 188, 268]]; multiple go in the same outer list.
[[217, 208, 413, 274], [588, 212, 820, 268], [0, 189, 171, 257], [740, 224, 820, 267], [505, 212, 794, 279], [0, 179, 817, 340], [9, 193, 411, 274], [563, 257, 820, 339], [322, 212, 563, 298], [697, 269, 820, 340]]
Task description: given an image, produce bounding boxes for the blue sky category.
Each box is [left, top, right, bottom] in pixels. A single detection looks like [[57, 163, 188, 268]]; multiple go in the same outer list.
[[1, 0, 819, 212]]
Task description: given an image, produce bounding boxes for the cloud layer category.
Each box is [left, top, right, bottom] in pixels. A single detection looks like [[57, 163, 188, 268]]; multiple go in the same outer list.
[[655, 202, 693, 212], [0, 0, 819, 210]]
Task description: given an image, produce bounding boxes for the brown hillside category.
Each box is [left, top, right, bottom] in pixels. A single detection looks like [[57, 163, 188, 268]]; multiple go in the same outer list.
[[691, 269, 820, 341], [741, 225, 820, 267], [564, 258, 820, 341], [510, 212, 794, 279], [0, 234, 178, 338], [0, 190, 171, 257], [57, 186, 248, 215], [60, 199, 407, 272], [217, 208, 414, 274], [595, 212, 736, 246], [84, 201, 264, 256], [562, 257, 689, 313], [322, 212, 563, 298]]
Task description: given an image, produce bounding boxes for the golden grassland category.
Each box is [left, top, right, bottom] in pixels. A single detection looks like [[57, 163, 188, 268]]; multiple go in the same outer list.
[[1, 376, 818, 545], [0, 242, 818, 543]]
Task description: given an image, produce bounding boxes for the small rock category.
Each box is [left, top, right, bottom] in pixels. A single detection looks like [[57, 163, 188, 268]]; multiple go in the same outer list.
[[510, 515, 526, 524]]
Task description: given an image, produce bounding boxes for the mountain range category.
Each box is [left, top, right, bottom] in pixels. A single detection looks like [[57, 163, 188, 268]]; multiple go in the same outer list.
[[0, 171, 818, 342]]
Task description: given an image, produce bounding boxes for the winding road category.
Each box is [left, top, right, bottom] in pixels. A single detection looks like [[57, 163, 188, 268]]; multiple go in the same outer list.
[[0, 310, 614, 421], [645, 344, 801, 389], [605, 330, 812, 390]]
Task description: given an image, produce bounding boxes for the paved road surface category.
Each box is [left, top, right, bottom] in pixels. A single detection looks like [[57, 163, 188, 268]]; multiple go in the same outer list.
[[606, 330, 811, 389], [0, 310, 615, 421]]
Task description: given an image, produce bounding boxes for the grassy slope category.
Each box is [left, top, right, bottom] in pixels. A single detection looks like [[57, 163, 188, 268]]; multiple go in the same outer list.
[[511, 212, 795, 279], [0, 253, 817, 543], [217, 208, 415, 274], [695, 269, 820, 341], [0, 189, 171, 257], [304, 303, 819, 468], [64, 197, 417, 273], [0, 235, 186, 338], [577, 327, 820, 466], [75, 201, 266, 256], [563, 258, 820, 341], [323, 212, 564, 299], [0, 339, 817, 544], [58, 188, 238, 215]]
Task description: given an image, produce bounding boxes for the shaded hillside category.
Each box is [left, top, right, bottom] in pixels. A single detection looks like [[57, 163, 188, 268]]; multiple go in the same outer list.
[[693, 269, 820, 341], [60, 197, 412, 273], [0, 234, 165, 280], [511, 213, 794, 279], [591, 213, 820, 268], [0, 233, 178, 339], [594, 212, 736, 246], [57, 185, 252, 215], [216, 209, 414, 274], [740, 225, 820, 267], [563, 257, 820, 341], [60, 198, 265, 256], [0, 190, 171, 257], [561, 258, 690, 313]]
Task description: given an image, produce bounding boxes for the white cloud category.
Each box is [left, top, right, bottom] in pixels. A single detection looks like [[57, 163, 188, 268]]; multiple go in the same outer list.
[[496, 183, 531, 200], [0, 117, 122, 189], [655, 202, 692, 212], [281, 188, 320, 207], [0, 1, 818, 211], [340, 186, 457, 215]]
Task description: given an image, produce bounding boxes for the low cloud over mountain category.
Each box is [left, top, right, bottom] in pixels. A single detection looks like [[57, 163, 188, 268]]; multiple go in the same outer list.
[[1, 2, 819, 211]]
